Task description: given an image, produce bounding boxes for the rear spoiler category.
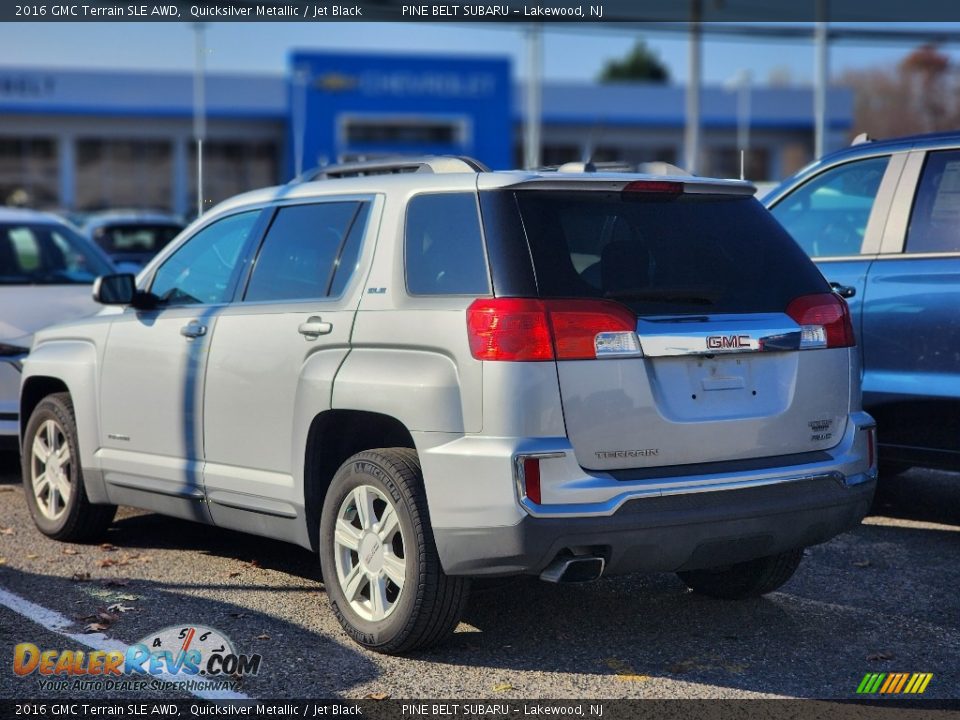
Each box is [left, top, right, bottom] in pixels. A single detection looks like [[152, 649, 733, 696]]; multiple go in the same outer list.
[[501, 176, 757, 196]]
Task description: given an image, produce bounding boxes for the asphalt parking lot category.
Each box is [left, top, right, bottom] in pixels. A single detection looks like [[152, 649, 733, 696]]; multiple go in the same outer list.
[[0, 450, 958, 701]]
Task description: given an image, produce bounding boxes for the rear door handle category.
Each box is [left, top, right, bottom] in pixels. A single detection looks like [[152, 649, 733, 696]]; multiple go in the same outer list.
[[298, 316, 333, 339], [180, 322, 207, 339]]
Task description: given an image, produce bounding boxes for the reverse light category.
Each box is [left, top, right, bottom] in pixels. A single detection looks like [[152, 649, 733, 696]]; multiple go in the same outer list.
[[467, 299, 641, 361], [786, 293, 855, 349]]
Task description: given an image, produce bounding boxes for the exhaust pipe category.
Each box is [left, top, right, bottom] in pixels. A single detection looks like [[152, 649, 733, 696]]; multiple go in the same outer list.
[[540, 556, 605, 583]]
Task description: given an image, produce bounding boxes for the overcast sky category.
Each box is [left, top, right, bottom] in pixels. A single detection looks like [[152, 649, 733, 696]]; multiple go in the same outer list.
[[3, 22, 959, 85]]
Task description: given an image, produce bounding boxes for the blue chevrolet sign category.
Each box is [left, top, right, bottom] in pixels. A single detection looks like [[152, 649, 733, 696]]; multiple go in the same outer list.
[[288, 51, 512, 174]]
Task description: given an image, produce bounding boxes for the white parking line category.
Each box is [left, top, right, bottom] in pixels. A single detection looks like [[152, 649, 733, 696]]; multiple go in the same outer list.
[[0, 585, 251, 700]]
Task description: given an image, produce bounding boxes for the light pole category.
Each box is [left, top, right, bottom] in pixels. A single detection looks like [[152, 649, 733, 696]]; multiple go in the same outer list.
[[725, 69, 752, 179], [193, 23, 207, 217], [524, 24, 543, 170]]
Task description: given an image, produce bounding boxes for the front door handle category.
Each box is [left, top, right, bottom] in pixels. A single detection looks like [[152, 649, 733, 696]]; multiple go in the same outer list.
[[298, 316, 333, 339], [180, 322, 207, 339], [830, 282, 857, 299]]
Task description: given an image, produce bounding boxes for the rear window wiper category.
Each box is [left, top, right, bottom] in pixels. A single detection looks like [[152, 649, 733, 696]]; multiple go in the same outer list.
[[604, 289, 716, 305]]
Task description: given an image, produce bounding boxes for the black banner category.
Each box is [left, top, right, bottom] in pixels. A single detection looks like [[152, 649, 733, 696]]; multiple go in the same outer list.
[[2, 700, 960, 720], [8, 0, 960, 23]]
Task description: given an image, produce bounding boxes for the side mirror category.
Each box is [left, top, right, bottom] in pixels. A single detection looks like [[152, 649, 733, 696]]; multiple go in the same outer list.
[[92, 273, 136, 305]]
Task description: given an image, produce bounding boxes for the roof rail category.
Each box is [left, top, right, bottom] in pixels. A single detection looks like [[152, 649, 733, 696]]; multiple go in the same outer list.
[[296, 155, 489, 183]]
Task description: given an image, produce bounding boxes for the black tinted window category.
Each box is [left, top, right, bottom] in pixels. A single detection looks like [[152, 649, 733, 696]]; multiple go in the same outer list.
[[245, 202, 366, 303], [405, 193, 490, 296], [906, 150, 960, 254], [512, 190, 828, 316], [93, 223, 183, 254]]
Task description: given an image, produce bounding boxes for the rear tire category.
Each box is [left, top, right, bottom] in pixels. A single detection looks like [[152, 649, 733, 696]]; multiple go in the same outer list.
[[21, 393, 116, 542], [319, 448, 469, 654], [677, 549, 803, 600]]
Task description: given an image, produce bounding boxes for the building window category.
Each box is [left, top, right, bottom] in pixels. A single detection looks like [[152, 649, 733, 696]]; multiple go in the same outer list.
[[189, 141, 278, 211], [76, 139, 172, 212], [0, 138, 58, 208]]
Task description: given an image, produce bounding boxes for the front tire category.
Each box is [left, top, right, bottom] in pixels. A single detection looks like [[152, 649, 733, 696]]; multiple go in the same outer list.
[[21, 392, 116, 541], [677, 549, 803, 600], [319, 448, 469, 654]]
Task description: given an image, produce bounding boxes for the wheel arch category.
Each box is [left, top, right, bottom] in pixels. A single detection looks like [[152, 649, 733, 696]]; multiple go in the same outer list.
[[303, 409, 416, 552]]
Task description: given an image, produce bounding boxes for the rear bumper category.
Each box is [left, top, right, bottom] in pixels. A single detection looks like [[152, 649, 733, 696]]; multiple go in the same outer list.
[[435, 473, 874, 576], [426, 411, 876, 576]]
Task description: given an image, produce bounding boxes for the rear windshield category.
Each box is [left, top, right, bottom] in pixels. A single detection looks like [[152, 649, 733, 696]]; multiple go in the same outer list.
[[509, 190, 828, 315], [92, 223, 183, 254]]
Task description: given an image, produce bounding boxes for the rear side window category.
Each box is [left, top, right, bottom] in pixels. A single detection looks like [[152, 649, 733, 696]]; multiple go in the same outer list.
[[245, 201, 368, 302], [405, 193, 490, 296], [511, 190, 828, 316], [905, 150, 960, 254]]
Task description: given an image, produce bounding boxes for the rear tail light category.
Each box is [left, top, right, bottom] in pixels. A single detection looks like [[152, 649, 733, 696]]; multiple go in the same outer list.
[[785, 293, 856, 349], [467, 298, 641, 361]]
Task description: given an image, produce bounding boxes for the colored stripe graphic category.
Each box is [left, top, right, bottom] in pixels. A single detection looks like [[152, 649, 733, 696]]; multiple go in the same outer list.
[[857, 672, 932, 694]]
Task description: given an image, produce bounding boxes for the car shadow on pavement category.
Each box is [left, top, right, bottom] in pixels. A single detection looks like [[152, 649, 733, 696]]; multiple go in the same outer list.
[[0, 565, 379, 699], [419, 517, 960, 698], [872, 467, 960, 527]]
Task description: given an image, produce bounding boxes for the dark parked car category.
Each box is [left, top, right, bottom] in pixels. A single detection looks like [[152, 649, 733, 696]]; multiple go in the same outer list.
[[82, 211, 184, 269], [764, 131, 960, 475]]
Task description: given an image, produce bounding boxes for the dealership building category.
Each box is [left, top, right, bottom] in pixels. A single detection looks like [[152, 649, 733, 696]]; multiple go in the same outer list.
[[0, 51, 853, 215]]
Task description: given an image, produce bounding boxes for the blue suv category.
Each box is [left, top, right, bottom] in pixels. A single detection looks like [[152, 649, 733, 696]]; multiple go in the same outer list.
[[765, 132, 960, 475]]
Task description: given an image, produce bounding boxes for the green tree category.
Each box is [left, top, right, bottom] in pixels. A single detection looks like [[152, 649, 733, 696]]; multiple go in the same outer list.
[[598, 41, 670, 83]]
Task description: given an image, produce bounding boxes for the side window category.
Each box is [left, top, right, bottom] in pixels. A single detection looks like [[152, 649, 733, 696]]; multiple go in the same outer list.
[[150, 210, 259, 306], [905, 150, 960, 254], [405, 193, 490, 296], [244, 201, 367, 303], [770, 156, 890, 258]]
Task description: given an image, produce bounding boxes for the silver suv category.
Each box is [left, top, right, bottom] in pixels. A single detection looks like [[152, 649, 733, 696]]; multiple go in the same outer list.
[[20, 157, 877, 654]]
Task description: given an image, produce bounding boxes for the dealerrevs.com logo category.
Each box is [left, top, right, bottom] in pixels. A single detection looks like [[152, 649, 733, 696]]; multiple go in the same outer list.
[[13, 625, 261, 692]]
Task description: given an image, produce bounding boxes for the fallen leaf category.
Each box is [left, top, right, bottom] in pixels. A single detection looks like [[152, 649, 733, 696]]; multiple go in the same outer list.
[[228, 571, 242, 578], [99, 543, 118, 552], [97, 611, 119, 624], [853, 560, 872, 568], [867, 651, 895, 662], [365, 692, 390, 701], [492, 682, 515, 692], [71, 572, 92, 582], [26, 553, 39, 560], [82, 623, 109, 633], [0, 526, 13, 535], [98, 558, 117, 568], [62, 548, 79, 556], [115, 594, 139, 601], [254, 633, 271, 641], [107, 604, 134, 613], [605, 658, 650, 682], [138, 556, 152, 564]]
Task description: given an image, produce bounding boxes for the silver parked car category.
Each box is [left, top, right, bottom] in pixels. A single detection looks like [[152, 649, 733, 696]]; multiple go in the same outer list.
[[20, 157, 876, 654], [0, 207, 114, 446], [82, 210, 185, 270]]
